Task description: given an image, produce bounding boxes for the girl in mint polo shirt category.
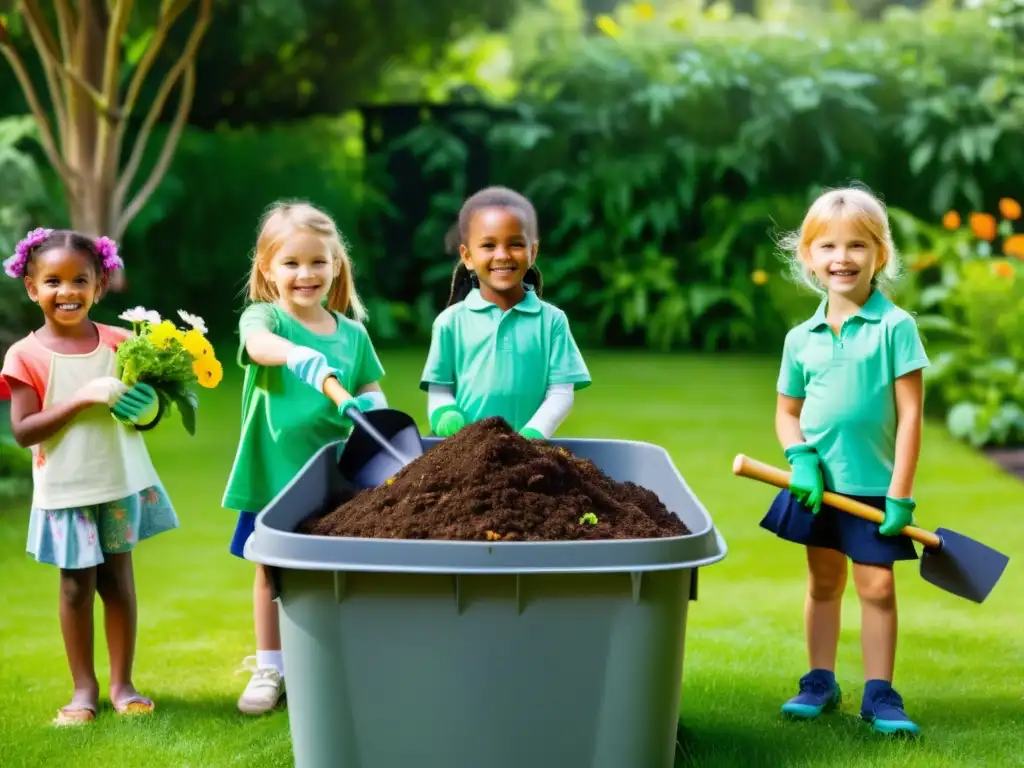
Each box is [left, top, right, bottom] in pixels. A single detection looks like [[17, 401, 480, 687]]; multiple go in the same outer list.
[[762, 187, 929, 737], [222, 202, 389, 716], [420, 186, 591, 438]]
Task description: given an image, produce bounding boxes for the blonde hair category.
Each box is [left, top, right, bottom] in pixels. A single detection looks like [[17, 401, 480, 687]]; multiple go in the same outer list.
[[246, 200, 367, 322], [779, 185, 902, 296]]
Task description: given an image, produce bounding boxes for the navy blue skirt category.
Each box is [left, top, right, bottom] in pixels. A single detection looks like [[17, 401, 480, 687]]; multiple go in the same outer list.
[[229, 511, 258, 560], [760, 489, 918, 567]]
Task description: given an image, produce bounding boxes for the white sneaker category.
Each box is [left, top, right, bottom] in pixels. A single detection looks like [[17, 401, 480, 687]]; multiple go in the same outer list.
[[236, 655, 285, 715]]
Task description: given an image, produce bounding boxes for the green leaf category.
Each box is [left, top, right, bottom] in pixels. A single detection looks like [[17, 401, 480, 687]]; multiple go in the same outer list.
[[167, 387, 199, 437], [946, 401, 980, 442]]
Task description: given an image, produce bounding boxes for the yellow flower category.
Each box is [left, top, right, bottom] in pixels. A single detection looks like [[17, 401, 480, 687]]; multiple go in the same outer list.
[[595, 14, 621, 38], [181, 328, 214, 359], [193, 356, 223, 389], [751, 269, 769, 286], [998, 197, 1021, 221], [634, 2, 655, 20], [147, 320, 183, 350]]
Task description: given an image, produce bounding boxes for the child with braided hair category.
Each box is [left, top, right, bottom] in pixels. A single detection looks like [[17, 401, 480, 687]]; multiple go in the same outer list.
[[421, 186, 591, 439]]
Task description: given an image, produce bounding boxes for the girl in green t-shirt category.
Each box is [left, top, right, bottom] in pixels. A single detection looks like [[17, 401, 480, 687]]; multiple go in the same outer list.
[[222, 201, 389, 716], [420, 186, 591, 438]]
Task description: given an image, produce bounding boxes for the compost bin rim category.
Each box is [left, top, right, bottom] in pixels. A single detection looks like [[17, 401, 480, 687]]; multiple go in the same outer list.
[[244, 523, 727, 574]]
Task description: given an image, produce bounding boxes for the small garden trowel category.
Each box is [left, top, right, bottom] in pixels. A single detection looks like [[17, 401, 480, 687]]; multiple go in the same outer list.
[[732, 454, 1010, 604], [324, 378, 424, 488]]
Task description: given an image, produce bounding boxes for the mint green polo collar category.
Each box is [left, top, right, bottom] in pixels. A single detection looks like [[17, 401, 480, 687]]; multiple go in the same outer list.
[[464, 286, 541, 314], [809, 288, 890, 331]]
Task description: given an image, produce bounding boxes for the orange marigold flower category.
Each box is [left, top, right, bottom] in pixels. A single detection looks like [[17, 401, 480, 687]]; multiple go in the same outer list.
[[991, 261, 1014, 279], [969, 212, 997, 241], [998, 197, 1021, 221], [1003, 234, 1024, 259], [942, 210, 961, 230]]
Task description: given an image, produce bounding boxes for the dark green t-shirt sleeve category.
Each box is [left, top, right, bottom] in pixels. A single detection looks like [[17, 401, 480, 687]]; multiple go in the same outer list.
[[352, 323, 386, 392], [237, 302, 278, 367]]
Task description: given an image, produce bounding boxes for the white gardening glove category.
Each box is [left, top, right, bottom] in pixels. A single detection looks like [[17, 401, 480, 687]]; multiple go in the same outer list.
[[76, 376, 130, 406]]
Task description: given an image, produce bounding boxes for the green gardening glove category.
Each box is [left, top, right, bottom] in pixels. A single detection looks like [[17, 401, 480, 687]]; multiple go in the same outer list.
[[337, 392, 382, 428], [519, 427, 545, 440], [430, 405, 465, 438], [111, 382, 161, 427], [880, 497, 915, 537], [784, 443, 824, 515]]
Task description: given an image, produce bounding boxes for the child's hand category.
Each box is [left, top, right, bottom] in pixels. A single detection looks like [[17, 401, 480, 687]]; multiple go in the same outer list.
[[111, 382, 161, 426], [286, 346, 342, 393], [520, 427, 545, 440], [430, 405, 465, 438], [784, 443, 824, 514], [337, 393, 381, 427], [880, 497, 915, 536], [76, 376, 130, 407]]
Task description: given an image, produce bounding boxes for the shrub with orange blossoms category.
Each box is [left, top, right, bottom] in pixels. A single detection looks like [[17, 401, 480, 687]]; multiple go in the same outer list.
[[942, 197, 1023, 263], [114, 307, 222, 436]]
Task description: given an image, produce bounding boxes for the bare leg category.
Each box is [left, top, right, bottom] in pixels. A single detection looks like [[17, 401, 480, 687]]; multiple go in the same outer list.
[[255, 565, 281, 652], [805, 546, 848, 671], [96, 552, 151, 713], [852, 563, 897, 682], [58, 568, 99, 720], [237, 565, 286, 715]]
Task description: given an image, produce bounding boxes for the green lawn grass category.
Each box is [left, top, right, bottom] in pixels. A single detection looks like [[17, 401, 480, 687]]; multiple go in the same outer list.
[[1, 350, 1021, 767]]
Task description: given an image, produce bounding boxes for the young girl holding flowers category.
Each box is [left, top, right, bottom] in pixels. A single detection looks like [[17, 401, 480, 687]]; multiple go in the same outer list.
[[1, 229, 179, 726], [222, 201, 389, 715]]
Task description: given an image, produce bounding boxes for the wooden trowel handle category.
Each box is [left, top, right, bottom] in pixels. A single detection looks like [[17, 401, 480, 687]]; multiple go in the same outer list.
[[732, 454, 941, 549], [322, 376, 351, 407]]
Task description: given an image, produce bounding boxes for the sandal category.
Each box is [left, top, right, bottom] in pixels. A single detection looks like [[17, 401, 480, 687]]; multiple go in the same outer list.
[[53, 703, 96, 727], [113, 694, 154, 716]]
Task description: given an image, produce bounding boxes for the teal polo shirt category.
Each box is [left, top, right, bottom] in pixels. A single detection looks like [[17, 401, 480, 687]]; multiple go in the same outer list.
[[420, 288, 591, 432], [777, 289, 930, 496]]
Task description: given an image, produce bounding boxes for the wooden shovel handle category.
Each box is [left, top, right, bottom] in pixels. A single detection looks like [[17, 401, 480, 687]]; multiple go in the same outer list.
[[732, 454, 941, 549], [322, 376, 351, 407]]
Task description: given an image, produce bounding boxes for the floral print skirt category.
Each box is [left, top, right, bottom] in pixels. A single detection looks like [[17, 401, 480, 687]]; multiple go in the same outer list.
[[27, 484, 179, 569]]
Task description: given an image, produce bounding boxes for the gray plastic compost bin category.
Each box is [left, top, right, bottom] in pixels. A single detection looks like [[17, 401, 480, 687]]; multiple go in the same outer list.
[[245, 435, 727, 768]]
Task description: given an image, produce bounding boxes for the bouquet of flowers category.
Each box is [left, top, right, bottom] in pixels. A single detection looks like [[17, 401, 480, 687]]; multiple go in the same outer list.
[[115, 307, 223, 435]]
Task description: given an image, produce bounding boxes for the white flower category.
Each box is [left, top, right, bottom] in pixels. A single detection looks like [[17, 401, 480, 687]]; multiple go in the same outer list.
[[144, 310, 162, 324], [119, 306, 151, 323], [177, 309, 208, 335]]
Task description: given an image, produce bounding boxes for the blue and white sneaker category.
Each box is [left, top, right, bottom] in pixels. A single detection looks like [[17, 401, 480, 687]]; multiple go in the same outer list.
[[860, 680, 920, 736], [781, 669, 841, 719]]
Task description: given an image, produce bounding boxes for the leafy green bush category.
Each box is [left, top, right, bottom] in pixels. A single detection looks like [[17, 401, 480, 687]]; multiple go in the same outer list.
[[107, 116, 376, 343], [371, 0, 1023, 350], [897, 198, 1024, 447]]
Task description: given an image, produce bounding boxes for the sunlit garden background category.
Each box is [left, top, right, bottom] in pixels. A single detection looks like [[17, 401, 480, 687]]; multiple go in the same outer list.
[[1, 0, 1023, 766]]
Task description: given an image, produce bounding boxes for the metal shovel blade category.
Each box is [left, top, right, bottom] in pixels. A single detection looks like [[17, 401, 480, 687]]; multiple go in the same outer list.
[[337, 408, 424, 488], [920, 528, 1010, 604]]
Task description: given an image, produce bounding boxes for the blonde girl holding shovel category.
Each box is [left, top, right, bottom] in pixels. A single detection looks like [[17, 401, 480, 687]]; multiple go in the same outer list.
[[222, 201, 389, 715], [761, 187, 929, 736]]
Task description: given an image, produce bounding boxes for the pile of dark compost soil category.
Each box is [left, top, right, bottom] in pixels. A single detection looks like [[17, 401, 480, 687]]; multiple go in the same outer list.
[[302, 417, 690, 541]]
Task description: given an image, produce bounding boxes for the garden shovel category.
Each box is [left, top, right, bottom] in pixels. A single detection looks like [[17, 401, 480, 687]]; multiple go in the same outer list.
[[731, 454, 1010, 604], [324, 377, 424, 488]]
